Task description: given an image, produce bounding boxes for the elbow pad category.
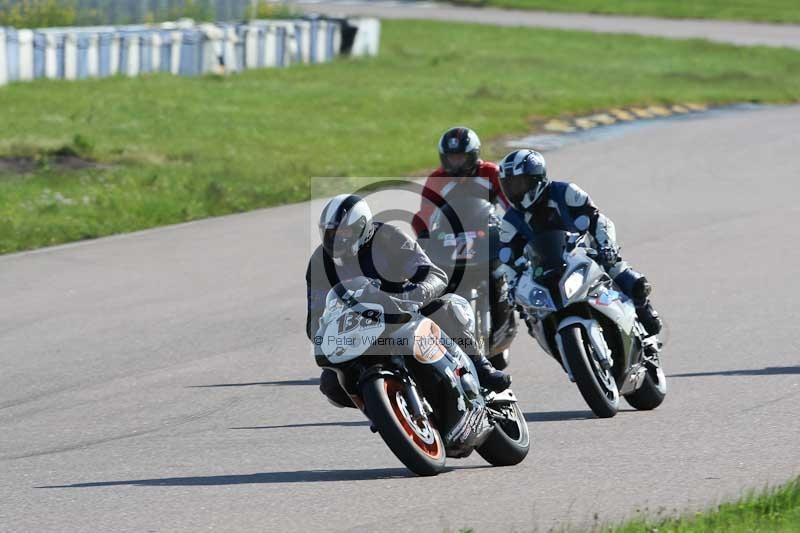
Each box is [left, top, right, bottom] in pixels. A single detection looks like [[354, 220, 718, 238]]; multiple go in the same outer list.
[[595, 214, 618, 251]]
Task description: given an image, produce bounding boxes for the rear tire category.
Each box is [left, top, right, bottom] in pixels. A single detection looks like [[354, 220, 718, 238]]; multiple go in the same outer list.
[[477, 402, 530, 466], [489, 351, 509, 371], [361, 376, 446, 476], [561, 324, 619, 418], [625, 363, 667, 410]]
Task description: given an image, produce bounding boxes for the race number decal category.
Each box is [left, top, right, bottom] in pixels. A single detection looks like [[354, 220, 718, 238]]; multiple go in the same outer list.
[[321, 302, 386, 363], [442, 232, 478, 260]]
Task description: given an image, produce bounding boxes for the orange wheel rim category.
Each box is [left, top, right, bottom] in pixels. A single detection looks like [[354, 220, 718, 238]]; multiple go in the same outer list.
[[384, 379, 442, 459]]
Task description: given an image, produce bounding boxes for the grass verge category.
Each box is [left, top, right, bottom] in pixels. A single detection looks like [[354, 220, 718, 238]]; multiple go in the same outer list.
[[611, 476, 800, 532], [2, 19, 800, 253], [450, 0, 800, 25]]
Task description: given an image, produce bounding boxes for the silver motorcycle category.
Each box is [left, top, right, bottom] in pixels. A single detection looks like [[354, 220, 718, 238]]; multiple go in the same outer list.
[[512, 230, 666, 418]]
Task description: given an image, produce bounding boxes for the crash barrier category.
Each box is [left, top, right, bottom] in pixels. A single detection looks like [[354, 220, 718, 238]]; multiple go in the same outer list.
[[0, 17, 379, 85]]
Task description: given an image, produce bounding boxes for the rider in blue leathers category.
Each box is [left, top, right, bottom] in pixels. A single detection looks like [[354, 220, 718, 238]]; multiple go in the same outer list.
[[494, 149, 663, 336]]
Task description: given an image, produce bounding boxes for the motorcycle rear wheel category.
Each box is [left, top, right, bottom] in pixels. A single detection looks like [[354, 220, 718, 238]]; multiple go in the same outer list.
[[476, 402, 530, 466], [561, 324, 619, 418], [489, 351, 510, 371], [361, 376, 446, 476], [624, 361, 667, 410]]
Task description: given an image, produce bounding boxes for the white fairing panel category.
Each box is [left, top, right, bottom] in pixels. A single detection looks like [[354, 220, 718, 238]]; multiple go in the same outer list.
[[588, 287, 637, 334]]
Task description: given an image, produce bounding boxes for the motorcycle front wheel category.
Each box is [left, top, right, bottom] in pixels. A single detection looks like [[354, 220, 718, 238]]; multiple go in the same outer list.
[[361, 376, 446, 476], [561, 324, 619, 418]]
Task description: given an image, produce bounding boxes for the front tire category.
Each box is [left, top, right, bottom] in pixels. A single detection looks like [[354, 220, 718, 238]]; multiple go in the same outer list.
[[625, 361, 667, 410], [477, 402, 530, 466], [361, 376, 446, 476], [560, 324, 619, 418]]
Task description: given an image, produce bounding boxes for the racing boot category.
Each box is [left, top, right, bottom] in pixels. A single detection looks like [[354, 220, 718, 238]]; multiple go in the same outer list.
[[636, 301, 662, 336], [472, 354, 512, 393], [632, 278, 663, 337]]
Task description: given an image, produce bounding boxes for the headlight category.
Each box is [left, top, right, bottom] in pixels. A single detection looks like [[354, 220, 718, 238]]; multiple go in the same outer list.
[[528, 287, 552, 309], [563, 270, 585, 299]]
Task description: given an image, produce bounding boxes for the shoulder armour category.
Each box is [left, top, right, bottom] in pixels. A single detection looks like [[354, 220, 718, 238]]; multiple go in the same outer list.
[[565, 183, 590, 207]]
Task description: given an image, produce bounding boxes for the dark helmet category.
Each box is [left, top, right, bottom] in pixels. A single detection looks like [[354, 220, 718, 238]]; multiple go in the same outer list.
[[438, 126, 481, 177], [318, 194, 375, 259], [498, 149, 549, 210]]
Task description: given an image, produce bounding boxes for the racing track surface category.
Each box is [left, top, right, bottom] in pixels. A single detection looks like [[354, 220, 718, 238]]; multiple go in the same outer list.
[[294, 1, 800, 50], [1, 106, 799, 531]]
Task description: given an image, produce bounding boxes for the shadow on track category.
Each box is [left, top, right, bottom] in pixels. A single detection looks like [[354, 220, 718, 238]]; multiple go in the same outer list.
[[523, 410, 594, 422], [669, 366, 800, 378], [231, 420, 369, 430], [38, 468, 417, 488], [189, 378, 320, 388]]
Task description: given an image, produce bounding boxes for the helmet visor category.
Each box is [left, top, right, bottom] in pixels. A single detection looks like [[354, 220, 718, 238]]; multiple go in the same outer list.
[[441, 152, 477, 176], [504, 174, 547, 207], [504, 174, 532, 206], [322, 226, 356, 257]]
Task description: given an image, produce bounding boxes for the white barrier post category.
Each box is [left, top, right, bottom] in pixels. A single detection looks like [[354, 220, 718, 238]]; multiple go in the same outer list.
[[18, 29, 34, 81], [331, 22, 342, 61], [126, 35, 140, 76], [350, 18, 381, 57], [0, 28, 7, 86], [87, 34, 99, 77], [170, 31, 182, 74], [244, 25, 258, 69], [222, 26, 238, 73], [64, 33, 78, 80], [264, 25, 277, 68], [316, 21, 328, 63], [199, 24, 223, 74], [44, 33, 57, 78], [109, 33, 120, 74], [151, 32, 161, 72]]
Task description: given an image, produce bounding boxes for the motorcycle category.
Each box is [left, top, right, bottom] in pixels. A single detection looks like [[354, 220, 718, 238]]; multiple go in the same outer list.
[[314, 279, 530, 476], [423, 195, 517, 371], [512, 230, 667, 418]]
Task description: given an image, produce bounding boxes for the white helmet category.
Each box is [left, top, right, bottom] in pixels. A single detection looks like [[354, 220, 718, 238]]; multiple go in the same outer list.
[[318, 194, 375, 258], [498, 149, 549, 209]]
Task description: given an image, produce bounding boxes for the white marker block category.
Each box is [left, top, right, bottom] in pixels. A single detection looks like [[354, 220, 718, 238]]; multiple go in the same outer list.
[[151, 33, 161, 72], [126, 35, 139, 76], [64, 33, 78, 80], [87, 34, 99, 77], [109, 33, 119, 75], [18, 30, 34, 81], [0, 29, 7, 86], [170, 31, 182, 75]]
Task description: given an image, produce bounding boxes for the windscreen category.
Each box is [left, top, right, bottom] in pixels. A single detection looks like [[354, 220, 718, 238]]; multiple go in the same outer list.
[[527, 230, 568, 275]]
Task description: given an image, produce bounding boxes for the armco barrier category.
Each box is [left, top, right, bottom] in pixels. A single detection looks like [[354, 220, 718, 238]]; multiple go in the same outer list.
[[0, 17, 377, 87]]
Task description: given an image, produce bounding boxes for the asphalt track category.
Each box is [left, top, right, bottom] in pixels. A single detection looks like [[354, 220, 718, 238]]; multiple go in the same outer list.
[[2, 104, 799, 532], [295, 1, 800, 50]]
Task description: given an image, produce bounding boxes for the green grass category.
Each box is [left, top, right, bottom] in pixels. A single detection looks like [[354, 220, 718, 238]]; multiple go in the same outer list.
[[3, 19, 800, 253], [452, 0, 800, 25], [611, 476, 800, 532]]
